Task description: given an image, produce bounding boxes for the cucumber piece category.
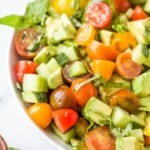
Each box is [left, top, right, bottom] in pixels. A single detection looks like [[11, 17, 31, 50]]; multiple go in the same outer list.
[[82, 97, 112, 125], [69, 61, 87, 77], [33, 47, 51, 64], [144, 0, 150, 14], [132, 71, 150, 97], [56, 44, 79, 61], [111, 106, 130, 128], [71, 139, 88, 150], [139, 97, 150, 107], [46, 58, 60, 73], [99, 30, 113, 45], [23, 74, 48, 92], [130, 114, 145, 128], [47, 68, 63, 89], [51, 123, 76, 144], [130, 129, 144, 143], [22, 92, 47, 103]]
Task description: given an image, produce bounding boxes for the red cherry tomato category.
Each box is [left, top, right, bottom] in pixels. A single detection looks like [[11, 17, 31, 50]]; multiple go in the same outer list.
[[15, 60, 37, 83], [85, 2, 112, 28]]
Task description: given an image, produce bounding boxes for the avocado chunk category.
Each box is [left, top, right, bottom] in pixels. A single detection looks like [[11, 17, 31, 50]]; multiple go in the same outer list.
[[46, 14, 76, 44], [132, 71, 150, 97], [116, 136, 144, 150], [130, 129, 144, 143], [51, 123, 76, 144], [47, 68, 63, 89], [82, 97, 112, 125]]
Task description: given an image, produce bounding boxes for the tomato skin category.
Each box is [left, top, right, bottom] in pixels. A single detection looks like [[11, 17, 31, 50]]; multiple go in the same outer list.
[[71, 78, 98, 107], [14, 28, 39, 59], [27, 103, 52, 129], [75, 23, 96, 46], [85, 2, 112, 28], [52, 109, 78, 133], [110, 89, 139, 113], [131, 5, 148, 21], [116, 52, 142, 79], [15, 60, 37, 83], [144, 136, 150, 145], [86, 40, 119, 61], [113, 0, 130, 13], [86, 126, 115, 150]]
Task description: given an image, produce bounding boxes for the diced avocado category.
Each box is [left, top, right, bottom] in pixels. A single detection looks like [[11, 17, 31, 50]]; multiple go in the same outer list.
[[22, 92, 47, 103], [130, 129, 144, 143], [23, 74, 48, 92], [139, 97, 150, 107], [116, 136, 144, 150], [145, 146, 150, 150], [132, 71, 150, 97], [71, 139, 88, 150], [51, 123, 76, 144], [47, 68, 63, 89], [130, 0, 146, 5], [46, 58, 60, 73], [99, 29, 114, 45], [143, 116, 150, 136], [82, 97, 112, 125], [69, 61, 87, 77], [135, 111, 147, 121], [130, 114, 145, 128], [33, 47, 51, 64], [111, 106, 130, 128], [127, 19, 150, 44], [144, 0, 150, 14], [132, 43, 150, 67], [36, 63, 51, 77], [46, 14, 76, 44], [56, 44, 79, 61]]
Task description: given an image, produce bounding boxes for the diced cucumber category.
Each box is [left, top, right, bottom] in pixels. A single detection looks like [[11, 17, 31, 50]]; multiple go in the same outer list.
[[23, 74, 48, 92], [99, 30, 113, 45], [111, 106, 130, 128], [139, 97, 150, 107], [47, 68, 63, 89], [46, 58, 60, 73], [33, 47, 51, 64], [144, 0, 150, 14], [132, 71, 150, 97], [22, 92, 47, 103], [51, 123, 76, 144], [130, 114, 145, 128], [56, 44, 79, 61], [46, 14, 76, 43], [130, 129, 144, 143], [69, 61, 87, 77], [71, 139, 88, 150], [82, 97, 112, 125], [36, 63, 51, 77]]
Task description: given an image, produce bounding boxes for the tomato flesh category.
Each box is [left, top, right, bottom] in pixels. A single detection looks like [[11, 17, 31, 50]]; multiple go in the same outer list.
[[85, 2, 112, 28]]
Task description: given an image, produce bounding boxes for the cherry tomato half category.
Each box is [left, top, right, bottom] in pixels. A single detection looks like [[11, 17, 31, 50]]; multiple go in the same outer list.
[[85, 2, 112, 28], [86, 126, 115, 150], [116, 52, 142, 79], [15, 60, 37, 83], [14, 28, 39, 59], [27, 103, 52, 129]]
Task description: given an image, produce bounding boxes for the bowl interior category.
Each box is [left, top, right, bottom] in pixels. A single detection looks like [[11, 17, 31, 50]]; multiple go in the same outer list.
[[8, 32, 71, 150]]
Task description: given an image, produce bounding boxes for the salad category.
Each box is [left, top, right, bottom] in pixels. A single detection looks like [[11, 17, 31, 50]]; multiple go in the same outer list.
[[0, 0, 150, 149]]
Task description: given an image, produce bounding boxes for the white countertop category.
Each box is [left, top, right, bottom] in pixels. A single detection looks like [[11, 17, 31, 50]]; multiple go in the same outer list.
[[0, 0, 61, 149]]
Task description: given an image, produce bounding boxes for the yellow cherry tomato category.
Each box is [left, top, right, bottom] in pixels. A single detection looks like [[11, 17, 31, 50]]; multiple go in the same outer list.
[[27, 103, 52, 129]]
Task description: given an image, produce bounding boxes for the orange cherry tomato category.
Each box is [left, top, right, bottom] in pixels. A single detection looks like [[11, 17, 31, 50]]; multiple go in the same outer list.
[[14, 28, 39, 59], [109, 89, 139, 113], [131, 5, 148, 21], [75, 23, 96, 46], [27, 103, 52, 129], [86, 126, 115, 150], [116, 52, 142, 79], [144, 136, 150, 145], [86, 40, 119, 61], [71, 78, 98, 107], [91, 60, 115, 81], [111, 32, 137, 52]]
